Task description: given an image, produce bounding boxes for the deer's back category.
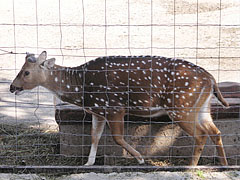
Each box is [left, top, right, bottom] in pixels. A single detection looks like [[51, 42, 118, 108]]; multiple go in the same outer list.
[[81, 56, 212, 117]]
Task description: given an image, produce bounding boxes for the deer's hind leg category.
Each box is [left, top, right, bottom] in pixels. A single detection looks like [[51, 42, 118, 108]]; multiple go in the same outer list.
[[176, 120, 208, 166], [184, 119, 227, 166], [178, 92, 228, 166], [201, 121, 228, 165], [171, 93, 214, 166], [196, 93, 228, 165], [190, 127, 208, 166]]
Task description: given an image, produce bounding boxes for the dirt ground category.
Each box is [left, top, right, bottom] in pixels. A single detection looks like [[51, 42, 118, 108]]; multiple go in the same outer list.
[[0, 170, 239, 180], [0, 0, 240, 179]]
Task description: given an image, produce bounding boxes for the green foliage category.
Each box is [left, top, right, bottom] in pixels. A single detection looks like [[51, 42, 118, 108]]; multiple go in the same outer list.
[[196, 170, 205, 179]]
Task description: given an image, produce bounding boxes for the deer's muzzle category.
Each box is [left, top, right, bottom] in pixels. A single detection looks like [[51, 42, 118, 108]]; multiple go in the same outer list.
[[10, 84, 23, 95]]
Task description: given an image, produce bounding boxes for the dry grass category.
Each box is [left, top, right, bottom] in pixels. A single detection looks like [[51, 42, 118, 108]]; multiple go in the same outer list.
[[0, 124, 60, 166], [0, 124, 221, 166]]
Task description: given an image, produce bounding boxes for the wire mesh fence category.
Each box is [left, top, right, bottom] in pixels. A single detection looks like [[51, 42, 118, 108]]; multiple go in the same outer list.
[[0, 0, 240, 171]]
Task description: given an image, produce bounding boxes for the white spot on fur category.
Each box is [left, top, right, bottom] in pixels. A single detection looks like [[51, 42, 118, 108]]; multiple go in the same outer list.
[[167, 98, 171, 103]]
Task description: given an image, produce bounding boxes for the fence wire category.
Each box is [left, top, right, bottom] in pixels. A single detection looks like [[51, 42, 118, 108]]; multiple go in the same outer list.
[[0, 0, 239, 171]]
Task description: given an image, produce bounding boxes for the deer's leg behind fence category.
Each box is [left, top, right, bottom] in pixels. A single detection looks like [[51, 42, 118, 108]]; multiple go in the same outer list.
[[85, 115, 106, 166], [175, 90, 228, 166], [176, 118, 208, 166], [107, 109, 145, 164], [203, 121, 228, 166]]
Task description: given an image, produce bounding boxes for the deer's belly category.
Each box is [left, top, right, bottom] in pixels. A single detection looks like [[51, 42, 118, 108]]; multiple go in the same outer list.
[[129, 107, 167, 118]]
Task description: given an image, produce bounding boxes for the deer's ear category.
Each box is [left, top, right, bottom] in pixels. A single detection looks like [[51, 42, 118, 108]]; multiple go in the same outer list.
[[40, 58, 56, 69], [37, 51, 47, 64]]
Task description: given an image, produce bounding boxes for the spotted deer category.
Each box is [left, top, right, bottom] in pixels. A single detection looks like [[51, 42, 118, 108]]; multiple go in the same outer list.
[[10, 51, 229, 166]]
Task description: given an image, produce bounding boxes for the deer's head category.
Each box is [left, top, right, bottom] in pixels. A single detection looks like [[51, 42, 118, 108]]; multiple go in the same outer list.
[[10, 51, 55, 95]]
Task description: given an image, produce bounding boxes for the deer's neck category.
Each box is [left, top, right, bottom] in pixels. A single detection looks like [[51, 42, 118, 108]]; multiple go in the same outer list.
[[42, 65, 84, 105]]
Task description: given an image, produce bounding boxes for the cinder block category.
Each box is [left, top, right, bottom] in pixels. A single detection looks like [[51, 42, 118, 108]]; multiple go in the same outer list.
[[56, 110, 240, 165]]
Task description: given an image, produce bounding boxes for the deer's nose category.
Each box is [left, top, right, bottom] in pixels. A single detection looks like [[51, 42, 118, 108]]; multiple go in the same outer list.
[[10, 84, 23, 93], [10, 84, 16, 93]]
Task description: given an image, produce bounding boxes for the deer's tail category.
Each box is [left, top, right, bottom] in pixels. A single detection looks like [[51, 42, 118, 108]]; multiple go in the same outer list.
[[212, 79, 229, 108]]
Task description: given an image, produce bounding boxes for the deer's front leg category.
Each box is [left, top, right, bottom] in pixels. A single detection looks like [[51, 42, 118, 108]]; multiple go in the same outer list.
[[107, 110, 145, 165], [85, 114, 106, 166]]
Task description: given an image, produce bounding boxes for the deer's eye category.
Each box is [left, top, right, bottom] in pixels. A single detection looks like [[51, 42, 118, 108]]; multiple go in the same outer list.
[[24, 71, 30, 76]]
